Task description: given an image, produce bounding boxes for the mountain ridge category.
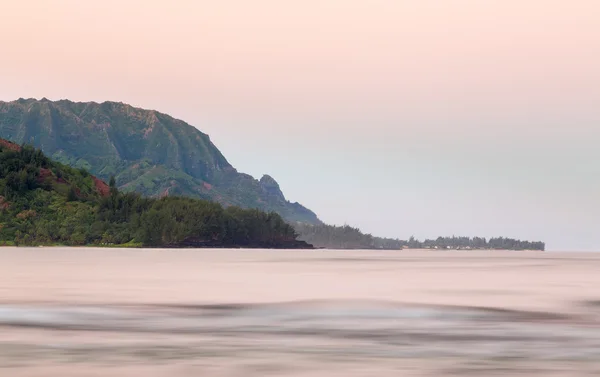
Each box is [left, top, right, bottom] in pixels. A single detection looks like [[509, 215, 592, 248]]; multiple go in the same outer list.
[[0, 98, 321, 225]]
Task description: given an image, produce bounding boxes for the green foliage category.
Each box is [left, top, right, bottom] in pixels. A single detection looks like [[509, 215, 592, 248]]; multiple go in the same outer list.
[[0, 142, 305, 248], [0, 98, 321, 225], [294, 223, 406, 249], [295, 223, 545, 251], [0, 100, 546, 251], [405, 235, 545, 251]]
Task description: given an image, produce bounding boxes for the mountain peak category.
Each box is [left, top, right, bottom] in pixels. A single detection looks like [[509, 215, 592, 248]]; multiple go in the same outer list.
[[259, 174, 279, 188], [259, 174, 285, 200]]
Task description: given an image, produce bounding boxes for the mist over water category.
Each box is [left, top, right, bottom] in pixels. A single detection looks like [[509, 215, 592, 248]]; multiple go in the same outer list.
[[1, 248, 600, 376]]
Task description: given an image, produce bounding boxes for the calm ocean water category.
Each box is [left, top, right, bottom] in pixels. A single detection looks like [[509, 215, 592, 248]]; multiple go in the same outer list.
[[1, 248, 600, 376]]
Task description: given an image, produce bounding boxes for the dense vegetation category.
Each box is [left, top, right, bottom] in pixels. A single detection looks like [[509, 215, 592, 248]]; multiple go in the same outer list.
[[0, 141, 310, 248], [295, 224, 545, 251], [294, 223, 406, 249], [0, 98, 320, 224], [405, 236, 545, 251], [0, 99, 546, 251]]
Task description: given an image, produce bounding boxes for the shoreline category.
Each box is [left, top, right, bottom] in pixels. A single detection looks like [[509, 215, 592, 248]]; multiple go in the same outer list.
[[0, 245, 545, 251]]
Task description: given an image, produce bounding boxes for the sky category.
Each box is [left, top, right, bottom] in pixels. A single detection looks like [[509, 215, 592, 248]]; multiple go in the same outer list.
[[1, 1, 599, 251]]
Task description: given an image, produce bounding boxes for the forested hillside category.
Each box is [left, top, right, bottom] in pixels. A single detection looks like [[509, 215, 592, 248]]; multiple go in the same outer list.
[[0, 140, 311, 248], [0, 98, 320, 225], [0, 98, 546, 251]]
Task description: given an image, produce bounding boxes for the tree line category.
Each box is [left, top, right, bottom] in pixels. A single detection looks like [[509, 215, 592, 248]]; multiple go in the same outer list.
[[295, 224, 545, 251], [0, 143, 308, 248], [0, 141, 546, 251], [294, 223, 405, 249], [406, 236, 545, 251]]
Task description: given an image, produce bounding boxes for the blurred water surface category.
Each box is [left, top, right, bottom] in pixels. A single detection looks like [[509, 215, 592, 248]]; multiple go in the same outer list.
[[1, 248, 600, 376]]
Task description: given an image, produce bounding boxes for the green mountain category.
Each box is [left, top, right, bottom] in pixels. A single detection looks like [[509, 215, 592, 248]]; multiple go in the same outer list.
[[0, 98, 320, 225], [0, 139, 312, 248], [0, 98, 546, 251]]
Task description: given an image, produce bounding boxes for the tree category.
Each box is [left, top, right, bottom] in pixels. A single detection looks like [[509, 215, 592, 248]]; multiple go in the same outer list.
[[67, 186, 77, 202]]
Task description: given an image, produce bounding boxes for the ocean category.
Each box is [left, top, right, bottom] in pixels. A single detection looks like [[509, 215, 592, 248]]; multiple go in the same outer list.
[[1, 248, 599, 376]]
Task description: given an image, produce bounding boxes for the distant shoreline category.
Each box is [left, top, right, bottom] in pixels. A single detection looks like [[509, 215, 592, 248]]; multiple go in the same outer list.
[[0, 245, 544, 252]]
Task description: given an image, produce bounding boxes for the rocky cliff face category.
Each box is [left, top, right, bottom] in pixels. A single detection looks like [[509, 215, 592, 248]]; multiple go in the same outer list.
[[260, 175, 285, 199], [0, 98, 321, 224]]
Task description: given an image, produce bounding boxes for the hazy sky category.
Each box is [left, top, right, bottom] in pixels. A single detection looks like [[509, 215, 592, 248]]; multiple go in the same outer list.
[[2, 1, 599, 250]]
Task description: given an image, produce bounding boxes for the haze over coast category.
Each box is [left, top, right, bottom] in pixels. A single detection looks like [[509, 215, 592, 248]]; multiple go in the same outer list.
[[2, 1, 599, 250]]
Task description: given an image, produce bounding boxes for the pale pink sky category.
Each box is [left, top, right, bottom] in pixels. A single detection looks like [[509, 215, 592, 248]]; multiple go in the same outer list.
[[1, 1, 599, 250]]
